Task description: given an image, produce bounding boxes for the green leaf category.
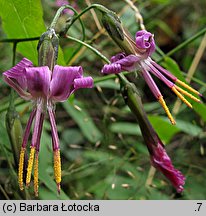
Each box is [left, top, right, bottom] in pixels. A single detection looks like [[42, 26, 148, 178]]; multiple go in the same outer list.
[[0, 0, 46, 65], [110, 122, 141, 135], [110, 119, 178, 144], [148, 115, 180, 143], [193, 103, 206, 123], [175, 118, 202, 136], [62, 100, 103, 143], [162, 57, 185, 81], [95, 79, 120, 90], [149, 115, 202, 143]]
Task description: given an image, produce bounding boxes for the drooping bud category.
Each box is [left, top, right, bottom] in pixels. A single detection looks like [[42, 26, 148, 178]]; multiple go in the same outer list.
[[120, 77, 185, 192], [37, 28, 59, 71]]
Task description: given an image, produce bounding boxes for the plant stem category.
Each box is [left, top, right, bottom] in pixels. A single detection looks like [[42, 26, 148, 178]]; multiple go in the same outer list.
[[0, 37, 39, 43], [51, 5, 86, 64], [65, 35, 110, 63], [159, 27, 206, 61], [66, 4, 111, 30], [50, 5, 79, 29]]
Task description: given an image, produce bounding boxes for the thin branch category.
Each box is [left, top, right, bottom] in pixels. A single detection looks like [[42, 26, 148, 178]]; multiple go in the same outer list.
[[163, 27, 206, 59], [172, 32, 206, 115], [65, 35, 110, 63], [186, 32, 206, 83], [0, 37, 39, 43], [124, 0, 145, 30], [85, 0, 102, 31]]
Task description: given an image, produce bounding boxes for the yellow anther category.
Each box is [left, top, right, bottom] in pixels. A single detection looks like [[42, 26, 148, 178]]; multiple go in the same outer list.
[[34, 153, 39, 197], [176, 79, 200, 95], [175, 85, 201, 103], [18, 147, 25, 190], [54, 150, 61, 192], [26, 147, 35, 187], [158, 96, 176, 125], [172, 86, 192, 108]]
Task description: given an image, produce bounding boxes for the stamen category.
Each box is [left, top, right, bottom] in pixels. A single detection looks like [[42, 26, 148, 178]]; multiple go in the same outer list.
[[158, 96, 176, 125], [34, 153, 39, 197], [18, 147, 25, 190], [171, 86, 192, 108], [176, 79, 200, 95], [175, 85, 201, 103], [54, 149, 61, 194], [26, 147, 35, 187]]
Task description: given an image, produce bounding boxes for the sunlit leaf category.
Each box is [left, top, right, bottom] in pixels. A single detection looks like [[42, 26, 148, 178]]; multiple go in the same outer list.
[[0, 0, 46, 64]]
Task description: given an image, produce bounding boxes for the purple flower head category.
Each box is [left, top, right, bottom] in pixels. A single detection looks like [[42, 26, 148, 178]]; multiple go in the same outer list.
[[149, 140, 185, 193], [3, 58, 93, 196], [102, 30, 202, 125], [135, 30, 155, 58]]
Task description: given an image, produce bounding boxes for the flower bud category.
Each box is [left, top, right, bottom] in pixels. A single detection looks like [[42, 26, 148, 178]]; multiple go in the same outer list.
[[37, 28, 59, 70], [120, 79, 185, 192], [101, 10, 136, 55]]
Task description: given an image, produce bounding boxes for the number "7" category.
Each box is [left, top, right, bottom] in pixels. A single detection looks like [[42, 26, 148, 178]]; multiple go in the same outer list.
[[197, 203, 202, 211]]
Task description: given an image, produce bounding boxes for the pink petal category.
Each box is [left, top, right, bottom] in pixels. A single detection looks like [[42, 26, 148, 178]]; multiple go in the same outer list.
[[48, 107, 60, 151], [55, 0, 74, 15], [102, 54, 139, 74], [50, 65, 83, 102], [101, 63, 122, 74], [151, 142, 185, 193], [150, 59, 177, 82], [140, 63, 162, 99], [30, 99, 44, 149], [74, 77, 94, 89], [135, 30, 156, 56], [111, 53, 126, 63], [148, 61, 174, 88], [21, 109, 36, 148], [3, 58, 33, 100], [3, 58, 33, 89], [25, 66, 51, 98], [3, 76, 32, 100]]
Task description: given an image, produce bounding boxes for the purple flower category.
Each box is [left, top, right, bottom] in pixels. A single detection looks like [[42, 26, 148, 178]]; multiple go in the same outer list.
[[148, 137, 185, 193], [102, 30, 201, 125], [3, 58, 93, 196], [55, 0, 76, 15]]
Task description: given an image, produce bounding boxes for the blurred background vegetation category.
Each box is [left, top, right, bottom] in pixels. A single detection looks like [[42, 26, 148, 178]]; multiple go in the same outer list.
[[0, 0, 206, 200]]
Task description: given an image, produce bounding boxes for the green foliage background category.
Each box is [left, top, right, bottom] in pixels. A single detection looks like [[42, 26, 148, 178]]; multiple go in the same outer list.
[[0, 0, 206, 200]]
